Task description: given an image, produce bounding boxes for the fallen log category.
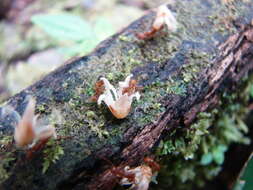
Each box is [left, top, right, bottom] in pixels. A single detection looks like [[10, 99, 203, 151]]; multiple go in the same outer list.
[[1, 0, 253, 189]]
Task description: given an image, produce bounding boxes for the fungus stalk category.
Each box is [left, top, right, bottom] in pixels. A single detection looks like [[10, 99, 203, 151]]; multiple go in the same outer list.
[[97, 74, 140, 119]]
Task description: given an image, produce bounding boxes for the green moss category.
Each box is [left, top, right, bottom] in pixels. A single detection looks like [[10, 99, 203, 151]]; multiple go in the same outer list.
[[0, 153, 15, 183], [85, 82, 95, 97], [37, 104, 46, 112], [118, 47, 143, 77], [166, 80, 187, 95], [0, 136, 12, 145], [207, 5, 238, 35], [138, 33, 180, 64], [106, 71, 125, 82], [36, 103, 51, 114], [181, 50, 212, 83], [0, 136, 15, 183], [85, 111, 109, 138], [154, 77, 252, 190], [118, 35, 132, 42], [42, 139, 64, 174], [134, 81, 167, 126]]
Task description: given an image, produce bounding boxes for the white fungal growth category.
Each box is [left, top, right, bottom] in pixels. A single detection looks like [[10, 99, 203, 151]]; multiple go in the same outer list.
[[14, 98, 56, 148], [120, 165, 153, 190], [153, 5, 178, 32], [97, 74, 140, 119]]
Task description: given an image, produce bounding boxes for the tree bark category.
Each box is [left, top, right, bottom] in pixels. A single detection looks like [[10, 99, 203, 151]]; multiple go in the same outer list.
[[1, 0, 253, 190]]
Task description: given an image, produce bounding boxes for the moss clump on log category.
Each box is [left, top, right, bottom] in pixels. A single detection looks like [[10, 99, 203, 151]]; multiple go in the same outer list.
[[155, 76, 252, 190]]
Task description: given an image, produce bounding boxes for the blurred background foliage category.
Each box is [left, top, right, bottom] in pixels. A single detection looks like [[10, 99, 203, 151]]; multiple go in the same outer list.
[[0, 0, 252, 189]]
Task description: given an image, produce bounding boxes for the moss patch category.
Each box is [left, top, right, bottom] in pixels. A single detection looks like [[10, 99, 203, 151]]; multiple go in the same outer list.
[[154, 76, 252, 190], [42, 139, 64, 174], [0, 136, 15, 183]]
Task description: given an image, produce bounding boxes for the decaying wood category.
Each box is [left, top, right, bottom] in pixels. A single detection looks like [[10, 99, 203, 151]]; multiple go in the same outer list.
[[1, 0, 253, 190]]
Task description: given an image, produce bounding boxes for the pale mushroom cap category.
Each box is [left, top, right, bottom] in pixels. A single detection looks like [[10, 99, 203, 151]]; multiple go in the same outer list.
[[156, 5, 171, 17], [153, 5, 178, 32], [153, 17, 165, 30], [164, 12, 178, 32]]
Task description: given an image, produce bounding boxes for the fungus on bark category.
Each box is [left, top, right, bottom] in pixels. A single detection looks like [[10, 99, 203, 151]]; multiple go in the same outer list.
[[14, 98, 56, 148], [97, 74, 140, 119], [137, 4, 178, 39]]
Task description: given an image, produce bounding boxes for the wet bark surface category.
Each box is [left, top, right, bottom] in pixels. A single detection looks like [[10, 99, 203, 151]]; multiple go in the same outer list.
[[1, 0, 253, 189]]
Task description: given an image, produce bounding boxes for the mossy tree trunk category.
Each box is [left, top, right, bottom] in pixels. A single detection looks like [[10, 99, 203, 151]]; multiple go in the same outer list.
[[1, 0, 253, 190]]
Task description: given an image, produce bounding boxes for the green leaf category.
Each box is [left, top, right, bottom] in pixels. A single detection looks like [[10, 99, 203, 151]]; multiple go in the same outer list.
[[180, 167, 196, 183], [93, 17, 115, 42], [161, 140, 175, 155], [233, 180, 246, 190], [240, 155, 253, 190], [249, 85, 253, 98], [42, 160, 50, 174], [57, 39, 97, 58], [217, 144, 227, 152], [236, 118, 248, 133], [175, 138, 185, 149], [212, 145, 227, 165], [200, 153, 213, 165], [31, 13, 93, 42], [151, 172, 159, 184]]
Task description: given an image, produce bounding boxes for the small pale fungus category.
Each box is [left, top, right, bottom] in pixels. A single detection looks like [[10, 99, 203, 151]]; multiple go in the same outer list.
[[14, 98, 56, 148], [97, 74, 140, 119]]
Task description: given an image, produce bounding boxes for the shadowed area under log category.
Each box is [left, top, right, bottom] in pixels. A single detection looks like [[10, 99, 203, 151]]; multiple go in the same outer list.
[[1, 0, 253, 190]]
